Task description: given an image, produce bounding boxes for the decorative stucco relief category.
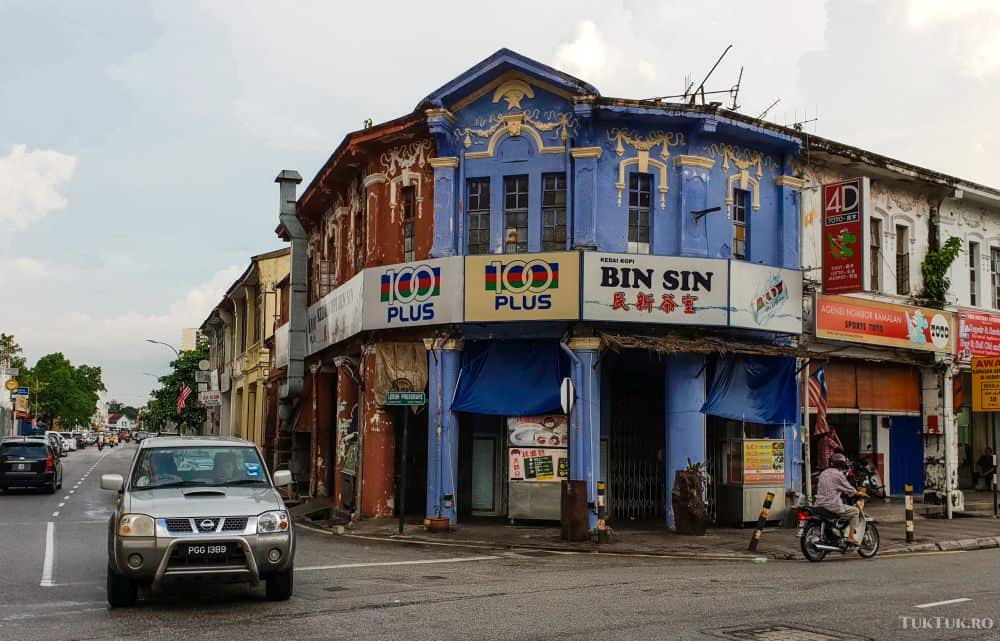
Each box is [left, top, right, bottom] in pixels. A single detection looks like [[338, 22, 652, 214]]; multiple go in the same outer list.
[[455, 109, 575, 159], [377, 140, 431, 222], [608, 129, 685, 208], [702, 143, 777, 219]]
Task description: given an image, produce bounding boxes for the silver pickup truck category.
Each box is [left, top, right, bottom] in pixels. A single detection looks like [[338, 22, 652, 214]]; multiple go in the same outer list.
[[101, 436, 296, 607]]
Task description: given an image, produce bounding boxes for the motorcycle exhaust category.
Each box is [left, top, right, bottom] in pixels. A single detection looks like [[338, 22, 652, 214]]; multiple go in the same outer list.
[[813, 544, 842, 551]]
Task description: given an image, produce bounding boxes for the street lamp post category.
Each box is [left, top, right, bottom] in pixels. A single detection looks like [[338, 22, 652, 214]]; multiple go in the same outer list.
[[145, 339, 180, 358]]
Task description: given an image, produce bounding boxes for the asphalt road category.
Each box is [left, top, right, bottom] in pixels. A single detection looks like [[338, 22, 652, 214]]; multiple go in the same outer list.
[[2, 443, 999, 641]]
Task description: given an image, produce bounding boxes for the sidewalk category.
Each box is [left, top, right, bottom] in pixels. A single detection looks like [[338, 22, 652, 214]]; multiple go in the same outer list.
[[302, 499, 1000, 561]]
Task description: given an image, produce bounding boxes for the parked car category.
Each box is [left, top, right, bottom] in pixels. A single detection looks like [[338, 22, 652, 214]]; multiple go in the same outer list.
[[60, 434, 77, 452], [44, 431, 66, 457], [0, 437, 63, 493], [101, 436, 296, 607]]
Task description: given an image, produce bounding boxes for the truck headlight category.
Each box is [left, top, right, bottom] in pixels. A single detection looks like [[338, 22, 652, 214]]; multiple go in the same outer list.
[[118, 514, 155, 537], [257, 510, 289, 534]]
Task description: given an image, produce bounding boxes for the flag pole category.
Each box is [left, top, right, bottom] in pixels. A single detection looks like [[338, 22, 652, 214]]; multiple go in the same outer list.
[[803, 360, 812, 505]]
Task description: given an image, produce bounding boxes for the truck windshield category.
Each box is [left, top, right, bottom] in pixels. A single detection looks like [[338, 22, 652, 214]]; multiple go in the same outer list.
[[131, 447, 268, 490]]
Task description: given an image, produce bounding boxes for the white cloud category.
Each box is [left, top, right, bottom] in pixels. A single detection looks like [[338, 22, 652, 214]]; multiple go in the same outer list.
[[554, 21, 609, 81], [905, 0, 1000, 77], [0, 256, 47, 278], [0, 144, 77, 229]]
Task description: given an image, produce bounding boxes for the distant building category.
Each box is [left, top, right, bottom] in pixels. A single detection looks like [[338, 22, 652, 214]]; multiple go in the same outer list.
[[180, 328, 200, 352], [106, 414, 134, 431]]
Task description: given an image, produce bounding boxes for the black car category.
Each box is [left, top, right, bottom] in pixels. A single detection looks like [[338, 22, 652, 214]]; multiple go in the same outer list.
[[0, 437, 63, 494]]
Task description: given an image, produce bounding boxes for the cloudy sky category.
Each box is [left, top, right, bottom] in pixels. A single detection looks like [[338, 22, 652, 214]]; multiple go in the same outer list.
[[2, 0, 999, 405]]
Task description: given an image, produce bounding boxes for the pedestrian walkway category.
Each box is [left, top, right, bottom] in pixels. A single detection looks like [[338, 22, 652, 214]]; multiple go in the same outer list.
[[304, 500, 1000, 561]]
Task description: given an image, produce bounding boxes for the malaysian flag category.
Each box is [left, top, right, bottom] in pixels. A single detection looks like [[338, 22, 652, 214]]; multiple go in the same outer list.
[[808, 363, 829, 436], [176, 384, 192, 414]]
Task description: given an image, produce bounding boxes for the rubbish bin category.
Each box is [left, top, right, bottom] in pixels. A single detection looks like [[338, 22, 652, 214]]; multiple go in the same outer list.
[[561, 480, 588, 541]]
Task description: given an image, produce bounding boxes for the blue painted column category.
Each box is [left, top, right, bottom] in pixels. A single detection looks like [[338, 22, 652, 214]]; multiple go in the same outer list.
[[570, 148, 601, 250], [775, 159, 804, 269], [428, 157, 459, 257], [784, 367, 803, 497], [566, 337, 602, 531], [676, 155, 715, 257], [665, 353, 706, 529], [425, 338, 462, 523]]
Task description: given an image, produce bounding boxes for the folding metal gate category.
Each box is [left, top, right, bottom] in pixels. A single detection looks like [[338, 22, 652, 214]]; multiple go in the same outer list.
[[607, 374, 665, 523]]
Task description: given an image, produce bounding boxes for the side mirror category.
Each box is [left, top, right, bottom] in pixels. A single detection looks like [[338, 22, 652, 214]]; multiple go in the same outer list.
[[100, 474, 124, 491], [272, 470, 292, 487]]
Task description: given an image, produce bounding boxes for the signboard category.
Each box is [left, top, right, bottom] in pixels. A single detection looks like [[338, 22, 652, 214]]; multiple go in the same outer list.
[[306, 271, 363, 355], [198, 390, 222, 407], [729, 262, 803, 334], [273, 323, 289, 368], [815, 294, 953, 353], [4, 379, 18, 392], [1, 367, 18, 377], [581, 252, 728, 326], [508, 447, 568, 482], [956, 309, 1000, 362], [972, 356, 1000, 412], [194, 371, 210, 384], [220, 372, 231, 393], [507, 414, 568, 448], [385, 391, 426, 406], [13, 396, 27, 412], [362, 257, 464, 330], [464, 251, 580, 322], [14, 386, 28, 397], [742, 439, 785, 484], [210, 369, 219, 391], [821, 178, 867, 295]]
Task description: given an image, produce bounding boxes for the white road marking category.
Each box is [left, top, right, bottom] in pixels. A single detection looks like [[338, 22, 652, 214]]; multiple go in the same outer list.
[[915, 598, 972, 609], [62, 496, 70, 500], [296, 555, 500, 572], [40, 522, 55, 587], [51, 511, 59, 517], [57, 502, 65, 508], [69, 490, 74, 495]]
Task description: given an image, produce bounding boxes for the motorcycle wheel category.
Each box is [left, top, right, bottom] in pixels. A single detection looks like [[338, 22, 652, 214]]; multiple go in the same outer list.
[[858, 523, 880, 559], [800, 523, 828, 562]]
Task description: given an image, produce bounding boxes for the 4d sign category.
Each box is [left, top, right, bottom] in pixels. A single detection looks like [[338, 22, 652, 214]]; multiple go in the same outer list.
[[363, 257, 463, 330], [465, 251, 580, 322], [821, 177, 868, 295]]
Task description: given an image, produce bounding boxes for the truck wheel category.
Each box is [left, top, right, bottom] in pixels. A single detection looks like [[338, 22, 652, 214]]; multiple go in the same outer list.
[[265, 567, 294, 601], [107, 564, 137, 608]]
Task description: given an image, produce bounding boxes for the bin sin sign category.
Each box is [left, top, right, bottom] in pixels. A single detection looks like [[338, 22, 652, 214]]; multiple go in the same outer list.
[[972, 356, 1000, 412], [821, 178, 867, 295]]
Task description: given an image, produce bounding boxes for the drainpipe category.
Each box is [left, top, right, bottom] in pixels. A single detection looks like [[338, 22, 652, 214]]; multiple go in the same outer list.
[[275, 170, 305, 474]]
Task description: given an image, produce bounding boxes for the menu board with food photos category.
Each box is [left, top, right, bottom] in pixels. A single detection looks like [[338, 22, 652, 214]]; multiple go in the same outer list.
[[507, 414, 568, 448], [508, 448, 568, 483], [742, 439, 785, 484]]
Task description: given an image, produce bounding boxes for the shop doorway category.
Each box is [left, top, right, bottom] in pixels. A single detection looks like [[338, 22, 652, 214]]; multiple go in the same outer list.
[[458, 414, 505, 518], [606, 351, 666, 525], [889, 416, 923, 494], [394, 407, 428, 519]]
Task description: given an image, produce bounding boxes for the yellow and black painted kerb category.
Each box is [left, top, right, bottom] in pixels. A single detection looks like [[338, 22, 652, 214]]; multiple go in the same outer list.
[[904, 483, 914, 544], [747, 491, 775, 552]]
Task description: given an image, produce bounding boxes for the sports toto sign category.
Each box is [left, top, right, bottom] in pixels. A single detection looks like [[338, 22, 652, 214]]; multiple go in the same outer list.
[[464, 251, 580, 322], [814, 294, 953, 353]]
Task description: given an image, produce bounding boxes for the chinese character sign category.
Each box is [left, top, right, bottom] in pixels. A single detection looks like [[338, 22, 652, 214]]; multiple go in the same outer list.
[[581, 252, 728, 326], [821, 178, 867, 294]]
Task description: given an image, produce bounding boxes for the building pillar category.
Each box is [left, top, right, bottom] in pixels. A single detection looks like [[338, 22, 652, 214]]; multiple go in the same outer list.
[[429, 157, 460, 257], [360, 346, 395, 518], [333, 361, 358, 510], [664, 353, 706, 529], [570, 148, 601, 249], [425, 338, 461, 523], [775, 173, 805, 269], [567, 337, 602, 530]]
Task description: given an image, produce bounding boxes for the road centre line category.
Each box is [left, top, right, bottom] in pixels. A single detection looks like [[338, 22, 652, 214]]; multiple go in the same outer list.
[[915, 597, 972, 609], [51, 512, 59, 517], [40, 522, 54, 587], [296, 556, 501, 572]]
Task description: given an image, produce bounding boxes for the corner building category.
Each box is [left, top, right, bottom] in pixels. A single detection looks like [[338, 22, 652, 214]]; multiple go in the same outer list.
[[293, 50, 807, 531]]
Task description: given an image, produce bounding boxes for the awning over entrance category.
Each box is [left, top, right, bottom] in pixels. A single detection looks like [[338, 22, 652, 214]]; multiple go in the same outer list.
[[452, 339, 568, 416], [700, 355, 797, 425]]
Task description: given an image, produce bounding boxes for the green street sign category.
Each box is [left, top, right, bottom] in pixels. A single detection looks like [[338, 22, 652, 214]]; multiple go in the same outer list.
[[385, 391, 426, 406]]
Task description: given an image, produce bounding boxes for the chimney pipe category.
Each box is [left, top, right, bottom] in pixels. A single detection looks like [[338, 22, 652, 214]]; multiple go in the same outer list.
[[275, 170, 305, 417]]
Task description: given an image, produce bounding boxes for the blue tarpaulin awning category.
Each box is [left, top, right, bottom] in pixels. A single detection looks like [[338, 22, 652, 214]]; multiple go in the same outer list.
[[700, 355, 797, 425], [452, 339, 567, 416]]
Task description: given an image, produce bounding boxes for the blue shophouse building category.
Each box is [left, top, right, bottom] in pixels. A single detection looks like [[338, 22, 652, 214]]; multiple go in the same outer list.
[[407, 50, 805, 531]]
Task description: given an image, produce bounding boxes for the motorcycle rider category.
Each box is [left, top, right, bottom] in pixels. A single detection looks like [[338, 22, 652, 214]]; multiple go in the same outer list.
[[815, 453, 866, 546]]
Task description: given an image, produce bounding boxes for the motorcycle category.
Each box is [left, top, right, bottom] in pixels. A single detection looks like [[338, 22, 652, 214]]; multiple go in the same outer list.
[[851, 459, 886, 499], [797, 493, 880, 562]]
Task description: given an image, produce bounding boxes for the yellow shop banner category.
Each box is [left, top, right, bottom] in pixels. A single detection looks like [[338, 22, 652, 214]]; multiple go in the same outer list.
[[464, 251, 580, 322]]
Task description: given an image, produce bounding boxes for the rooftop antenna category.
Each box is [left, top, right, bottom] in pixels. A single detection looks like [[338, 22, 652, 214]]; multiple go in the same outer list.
[[729, 65, 744, 110], [758, 98, 781, 120], [690, 44, 732, 105], [791, 105, 819, 132]]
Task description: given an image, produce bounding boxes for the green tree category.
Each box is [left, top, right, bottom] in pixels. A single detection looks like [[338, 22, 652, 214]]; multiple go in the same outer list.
[[0, 333, 26, 370], [918, 236, 963, 309], [145, 343, 208, 434], [21, 353, 105, 429], [108, 400, 139, 421]]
